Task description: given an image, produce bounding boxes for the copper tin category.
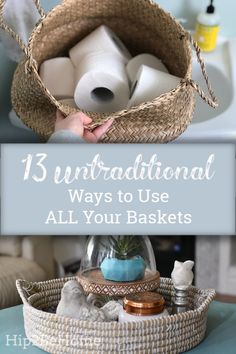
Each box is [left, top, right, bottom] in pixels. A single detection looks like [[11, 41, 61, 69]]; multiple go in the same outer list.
[[123, 292, 165, 316]]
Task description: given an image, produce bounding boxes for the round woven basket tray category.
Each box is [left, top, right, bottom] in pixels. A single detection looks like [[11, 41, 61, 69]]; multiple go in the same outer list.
[[16, 277, 215, 354], [77, 268, 160, 296]]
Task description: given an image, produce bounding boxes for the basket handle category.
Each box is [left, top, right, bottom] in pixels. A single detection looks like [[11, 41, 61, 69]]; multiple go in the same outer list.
[[16, 279, 40, 305], [182, 31, 218, 108], [0, 0, 46, 58]]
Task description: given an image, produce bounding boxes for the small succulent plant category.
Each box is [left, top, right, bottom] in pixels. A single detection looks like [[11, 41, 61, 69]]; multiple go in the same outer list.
[[108, 236, 141, 260], [100, 236, 146, 282]]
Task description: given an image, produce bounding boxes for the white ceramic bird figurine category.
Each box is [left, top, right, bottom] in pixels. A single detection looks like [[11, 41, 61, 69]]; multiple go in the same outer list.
[[171, 260, 194, 290], [101, 301, 123, 321], [87, 293, 107, 308], [56, 280, 91, 320], [56, 280, 121, 322]]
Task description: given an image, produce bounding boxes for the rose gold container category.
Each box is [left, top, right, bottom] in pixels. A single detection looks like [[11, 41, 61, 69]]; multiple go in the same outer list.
[[119, 292, 169, 322]]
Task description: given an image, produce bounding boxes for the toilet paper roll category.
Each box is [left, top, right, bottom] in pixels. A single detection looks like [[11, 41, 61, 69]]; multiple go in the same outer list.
[[127, 54, 168, 82], [69, 25, 131, 67], [128, 65, 181, 109], [74, 52, 130, 113], [39, 58, 75, 100], [59, 99, 78, 108]]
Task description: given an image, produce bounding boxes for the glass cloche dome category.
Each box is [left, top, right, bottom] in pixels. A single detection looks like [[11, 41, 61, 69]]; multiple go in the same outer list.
[[80, 236, 157, 283]]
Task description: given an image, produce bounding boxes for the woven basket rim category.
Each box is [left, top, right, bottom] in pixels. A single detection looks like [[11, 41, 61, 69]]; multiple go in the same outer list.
[[25, 0, 193, 120], [17, 276, 216, 330]]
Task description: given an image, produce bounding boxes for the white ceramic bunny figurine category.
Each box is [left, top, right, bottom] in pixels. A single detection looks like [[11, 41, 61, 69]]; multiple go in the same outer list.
[[171, 260, 194, 290], [56, 280, 122, 322]]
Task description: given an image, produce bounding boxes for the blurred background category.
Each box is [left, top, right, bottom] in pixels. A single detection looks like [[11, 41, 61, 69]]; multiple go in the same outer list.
[[0, 235, 235, 309]]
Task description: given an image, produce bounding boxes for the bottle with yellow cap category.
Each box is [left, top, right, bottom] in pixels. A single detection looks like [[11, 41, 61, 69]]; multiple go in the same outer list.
[[195, 0, 220, 52]]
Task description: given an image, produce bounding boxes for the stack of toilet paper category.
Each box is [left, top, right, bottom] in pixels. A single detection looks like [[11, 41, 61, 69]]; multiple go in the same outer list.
[[39, 25, 181, 113]]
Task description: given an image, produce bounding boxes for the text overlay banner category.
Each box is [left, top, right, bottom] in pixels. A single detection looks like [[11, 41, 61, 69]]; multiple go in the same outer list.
[[1, 144, 235, 235]]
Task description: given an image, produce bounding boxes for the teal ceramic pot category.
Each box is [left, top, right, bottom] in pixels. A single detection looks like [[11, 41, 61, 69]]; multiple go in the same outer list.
[[101, 256, 146, 282]]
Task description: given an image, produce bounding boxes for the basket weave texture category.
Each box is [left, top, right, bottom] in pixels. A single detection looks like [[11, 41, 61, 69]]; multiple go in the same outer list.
[[16, 277, 216, 354], [0, 0, 217, 143]]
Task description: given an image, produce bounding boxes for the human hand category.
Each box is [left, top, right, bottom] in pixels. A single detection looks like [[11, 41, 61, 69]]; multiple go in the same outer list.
[[55, 110, 114, 143]]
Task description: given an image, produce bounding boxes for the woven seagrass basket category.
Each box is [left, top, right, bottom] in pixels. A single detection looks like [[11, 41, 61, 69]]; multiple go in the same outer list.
[[16, 277, 216, 354], [0, 0, 217, 143]]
